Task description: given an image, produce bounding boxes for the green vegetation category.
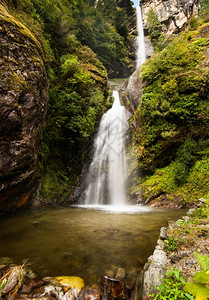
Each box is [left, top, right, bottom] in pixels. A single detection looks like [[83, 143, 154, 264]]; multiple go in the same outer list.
[[3, 0, 135, 202], [163, 201, 209, 253], [132, 5, 209, 204], [184, 252, 209, 300], [147, 8, 165, 51], [150, 269, 194, 300], [151, 202, 209, 300]]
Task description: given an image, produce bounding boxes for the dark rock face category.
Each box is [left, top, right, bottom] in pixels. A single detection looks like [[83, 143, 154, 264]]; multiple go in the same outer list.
[[0, 5, 48, 213]]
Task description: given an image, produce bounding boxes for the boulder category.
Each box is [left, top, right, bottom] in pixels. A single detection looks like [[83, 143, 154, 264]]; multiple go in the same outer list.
[[140, 249, 167, 298]]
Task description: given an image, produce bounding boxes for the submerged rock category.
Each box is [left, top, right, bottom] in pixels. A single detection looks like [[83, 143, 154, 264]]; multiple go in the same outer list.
[[116, 268, 126, 281], [78, 285, 101, 300], [0, 4, 48, 213]]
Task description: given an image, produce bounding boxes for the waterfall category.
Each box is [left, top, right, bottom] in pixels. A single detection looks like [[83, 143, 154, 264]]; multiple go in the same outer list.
[[136, 5, 146, 68], [84, 91, 128, 206]]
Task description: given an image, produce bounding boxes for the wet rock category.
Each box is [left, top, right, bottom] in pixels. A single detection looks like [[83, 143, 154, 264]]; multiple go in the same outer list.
[[14, 295, 33, 300], [78, 285, 101, 300], [0, 257, 13, 264], [0, 4, 48, 213], [160, 227, 168, 240], [102, 276, 131, 300], [105, 270, 114, 278], [120, 67, 144, 113], [21, 279, 44, 294], [116, 268, 126, 281]]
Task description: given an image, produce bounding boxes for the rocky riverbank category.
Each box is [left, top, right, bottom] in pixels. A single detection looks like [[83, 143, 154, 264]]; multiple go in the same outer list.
[[134, 198, 209, 299], [0, 199, 208, 299]]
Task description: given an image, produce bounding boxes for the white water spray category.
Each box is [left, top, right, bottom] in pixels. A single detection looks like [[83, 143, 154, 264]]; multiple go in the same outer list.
[[84, 91, 128, 206], [136, 5, 146, 68]]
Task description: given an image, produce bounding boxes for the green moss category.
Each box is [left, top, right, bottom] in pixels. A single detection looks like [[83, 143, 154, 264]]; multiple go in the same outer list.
[[141, 156, 209, 204], [0, 4, 42, 51], [133, 22, 209, 178]]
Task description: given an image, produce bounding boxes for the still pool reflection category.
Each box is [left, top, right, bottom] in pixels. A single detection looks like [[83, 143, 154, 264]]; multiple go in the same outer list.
[[0, 206, 186, 286]]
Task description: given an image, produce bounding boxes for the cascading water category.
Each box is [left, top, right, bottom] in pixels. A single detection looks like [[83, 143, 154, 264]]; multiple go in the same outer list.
[[84, 91, 128, 206], [136, 5, 146, 68]]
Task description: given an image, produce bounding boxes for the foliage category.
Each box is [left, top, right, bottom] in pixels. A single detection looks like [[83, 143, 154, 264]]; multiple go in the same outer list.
[[147, 8, 165, 51], [150, 269, 194, 300], [172, 139, 197, 185], [161, 202, 209, 255], [140, 156, 209, 205], [133, 20, 209, 186], [164, 237, 178, 253], [184, 252, 209, 300], [5, 0, 135, 201], [199, 0, 209, 22]]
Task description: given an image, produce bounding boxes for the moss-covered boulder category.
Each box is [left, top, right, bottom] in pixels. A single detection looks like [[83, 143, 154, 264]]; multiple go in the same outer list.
[[0, 4, 48, 213]]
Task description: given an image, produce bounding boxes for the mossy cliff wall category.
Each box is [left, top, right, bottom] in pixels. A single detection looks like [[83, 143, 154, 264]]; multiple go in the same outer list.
[[0, 4, 48, 213]]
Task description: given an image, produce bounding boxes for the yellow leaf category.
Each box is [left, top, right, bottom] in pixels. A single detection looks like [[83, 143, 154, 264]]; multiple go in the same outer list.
[[54, 276, 84, 292]]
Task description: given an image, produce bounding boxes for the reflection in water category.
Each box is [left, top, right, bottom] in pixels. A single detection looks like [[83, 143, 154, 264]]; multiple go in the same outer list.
[[0, 206, 186, 286]]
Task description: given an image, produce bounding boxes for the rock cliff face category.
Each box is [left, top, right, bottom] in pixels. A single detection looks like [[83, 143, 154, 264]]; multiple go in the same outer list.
[[141, 0, 201, 34], [0, 5, 48, 213]]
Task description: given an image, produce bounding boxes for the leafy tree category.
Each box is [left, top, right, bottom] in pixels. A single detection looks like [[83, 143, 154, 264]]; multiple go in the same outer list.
[[147, 8, 165, 51]]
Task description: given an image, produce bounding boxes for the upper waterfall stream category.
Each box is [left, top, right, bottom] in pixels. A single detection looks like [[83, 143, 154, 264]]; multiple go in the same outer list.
[[136, 5, 146, 68], [84, 91, 128, 206]]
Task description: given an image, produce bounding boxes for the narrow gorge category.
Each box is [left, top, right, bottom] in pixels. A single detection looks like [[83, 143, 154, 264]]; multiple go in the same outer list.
[[0, 0, 208, 299]]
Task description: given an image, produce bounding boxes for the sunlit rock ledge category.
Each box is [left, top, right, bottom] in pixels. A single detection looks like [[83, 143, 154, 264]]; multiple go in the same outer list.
[[141, 0, 200, 35]]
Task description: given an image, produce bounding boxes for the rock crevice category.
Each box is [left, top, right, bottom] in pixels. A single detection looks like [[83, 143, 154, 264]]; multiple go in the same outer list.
[[0, 4, 48, 213]]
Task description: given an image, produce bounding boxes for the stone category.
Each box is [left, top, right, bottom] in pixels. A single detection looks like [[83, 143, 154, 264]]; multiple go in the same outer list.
[[115, 268, 126, 281], [141, 249, 167, 297], [78, 285, 101, 300], [0, 4, 48, 213], [21, 279, 44, 294], [101, 276, 130, 300], [156, 238, 164, 250], [144, 36, 155, 58], [160, 227, 168, 240], [199, 198, 206, 204], [105, 270, 114, 278], [141, 0, 200, 35], [120, 66, 144, 113]]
